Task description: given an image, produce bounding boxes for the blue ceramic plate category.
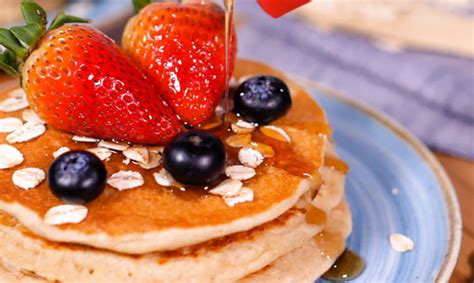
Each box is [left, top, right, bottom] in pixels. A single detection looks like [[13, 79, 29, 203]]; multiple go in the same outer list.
[[301, 83, 462, 282]]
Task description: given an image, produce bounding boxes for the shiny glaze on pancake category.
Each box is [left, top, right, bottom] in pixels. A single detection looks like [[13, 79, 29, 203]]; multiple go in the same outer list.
[[0, 59, 328, 236]]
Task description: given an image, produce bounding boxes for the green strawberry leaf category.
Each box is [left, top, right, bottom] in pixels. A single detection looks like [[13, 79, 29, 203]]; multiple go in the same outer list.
[[11, 22, 45, 48], [0, 28, 28, 60], [0, 49, 20, 77], [21, 0, 47, 26], [49, 12, 91, 31], [133, 0, 151, 14]]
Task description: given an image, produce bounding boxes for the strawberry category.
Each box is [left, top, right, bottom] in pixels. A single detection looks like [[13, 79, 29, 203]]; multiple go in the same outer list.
[[123, 1, 237, 126], [0, 1, 182, 144]]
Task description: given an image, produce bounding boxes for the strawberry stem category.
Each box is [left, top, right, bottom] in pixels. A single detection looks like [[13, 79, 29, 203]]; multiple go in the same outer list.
[[0, 0, 91, 78], [21, 0, 47, 26], [11, 22, 45, 47], [49, 12, 90, 31], [133, 0, 151, 14], [0, 50, 21, 77], [0, 29, 28, 59]]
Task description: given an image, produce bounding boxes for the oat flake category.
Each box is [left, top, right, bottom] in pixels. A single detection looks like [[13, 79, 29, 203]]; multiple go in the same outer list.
[[231, 120, 256, 134], [249, 142, 275, 158], [226, 133, 252, 148], [0, 117, 23, 133], [389, 233, 414, 252], [0, 88, 29, 112], [44, 204, 88, 225], [87, 147, 113, 161], [209, 179, 243, 197], [223, 187, 254, 207], [260, 125, 291, 143], [0, 144, 24, 169], [12, 168, 45, 190], [53, 147, 70, 158], [238, 147, 264, 168], [148, 146, 164, 154], [72, 136, 99, 143], [123, 146, 149, 164], [225, 165, 256, 180], [98, 140, 129, 151], [107, 170, 144, 191], [139, 152, 161, 169], [22, 109, 45, 124], [153, 168, 176, 187], [6, 122, 46, 144]]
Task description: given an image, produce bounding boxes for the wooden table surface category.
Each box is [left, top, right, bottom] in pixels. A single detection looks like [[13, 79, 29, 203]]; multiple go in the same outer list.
[[0, 76, 472, 281], [436, 152, 473, 283]]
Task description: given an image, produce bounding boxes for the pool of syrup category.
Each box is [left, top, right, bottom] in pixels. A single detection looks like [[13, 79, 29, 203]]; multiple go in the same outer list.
[[323, 249, 365, 281]]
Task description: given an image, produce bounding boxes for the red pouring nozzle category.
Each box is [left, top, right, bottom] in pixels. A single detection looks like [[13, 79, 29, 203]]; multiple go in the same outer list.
[[257, 0, 311, 18]]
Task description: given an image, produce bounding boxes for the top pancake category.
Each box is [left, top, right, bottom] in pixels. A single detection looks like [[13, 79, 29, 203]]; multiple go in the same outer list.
[[0, 59, 329, 254]]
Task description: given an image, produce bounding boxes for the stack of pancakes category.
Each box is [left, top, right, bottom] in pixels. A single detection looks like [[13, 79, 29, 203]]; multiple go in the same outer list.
[[0, 60, 351, 282]]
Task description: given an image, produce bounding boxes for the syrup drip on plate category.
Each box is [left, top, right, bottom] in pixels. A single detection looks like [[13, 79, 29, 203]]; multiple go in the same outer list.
[[223, 0, 234, 123], [322, 249, 365, 281]]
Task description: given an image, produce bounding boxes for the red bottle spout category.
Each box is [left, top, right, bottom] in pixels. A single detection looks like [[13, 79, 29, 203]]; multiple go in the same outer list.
[[257, 0, 311, 18]]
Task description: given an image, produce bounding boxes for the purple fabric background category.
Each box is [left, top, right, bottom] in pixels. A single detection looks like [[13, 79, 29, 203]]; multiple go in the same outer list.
[[235, 2, 474, 159]]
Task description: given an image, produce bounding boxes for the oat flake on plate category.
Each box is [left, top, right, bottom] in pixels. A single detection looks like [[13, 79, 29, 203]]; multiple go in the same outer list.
[[0, 88, 29, 112], [209, 179, 243, 197], [389, 233, 415, 253], [87, 147, 113, 161], [0, 144, 24, 169], [12, 168, 46, 190], [107, 170, 144, 191], [238, 147, 264, 168], [44, 204, 88, 225], [225, 165, 256, 180], [52, 147, 70, 158], [6, 122, 46, 144], [0, 117, 23, 133], [22, 109, 45, 124], [153, 168, 176, 187], [223, 187, 254, 207], [72, 136, 99, 143]]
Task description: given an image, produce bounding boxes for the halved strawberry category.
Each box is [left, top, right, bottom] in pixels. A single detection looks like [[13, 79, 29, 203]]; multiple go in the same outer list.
[[123, 1, 237, 127], [0, 1, 182, 144]]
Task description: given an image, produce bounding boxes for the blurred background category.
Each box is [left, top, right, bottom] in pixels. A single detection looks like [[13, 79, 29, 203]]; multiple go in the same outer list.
[[1, 0, 473, 281]]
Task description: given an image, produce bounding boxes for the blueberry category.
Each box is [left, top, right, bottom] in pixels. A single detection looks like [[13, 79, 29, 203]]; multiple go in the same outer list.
[[48, 151, 107, 204], [163, 130, 226, 186], [233, 75, 292, 124]]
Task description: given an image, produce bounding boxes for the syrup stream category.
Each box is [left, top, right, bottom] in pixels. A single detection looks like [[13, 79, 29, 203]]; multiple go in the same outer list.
[[223, 0, 234, 122]]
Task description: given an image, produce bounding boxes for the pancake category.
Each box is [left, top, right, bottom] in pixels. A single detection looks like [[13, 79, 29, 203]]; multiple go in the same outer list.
[[0, 59, 328, 254], [0, 156, 347, 282], [241, 199, 352, 282], [0, 200, 351, 283]]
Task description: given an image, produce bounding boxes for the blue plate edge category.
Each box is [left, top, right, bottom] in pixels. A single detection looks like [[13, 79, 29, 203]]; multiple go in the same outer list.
[[297, 79, 463, 282]]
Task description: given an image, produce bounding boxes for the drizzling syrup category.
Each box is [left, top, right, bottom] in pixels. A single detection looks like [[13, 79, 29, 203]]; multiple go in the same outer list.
[[223, 0, 234, 122]]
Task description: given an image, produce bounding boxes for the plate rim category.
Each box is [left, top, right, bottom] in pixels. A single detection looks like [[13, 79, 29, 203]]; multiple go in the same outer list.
[[297, 79, 463, 282]]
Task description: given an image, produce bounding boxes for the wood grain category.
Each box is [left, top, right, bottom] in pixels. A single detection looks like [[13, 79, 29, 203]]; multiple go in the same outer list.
[[437, 152, 474, 283]]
